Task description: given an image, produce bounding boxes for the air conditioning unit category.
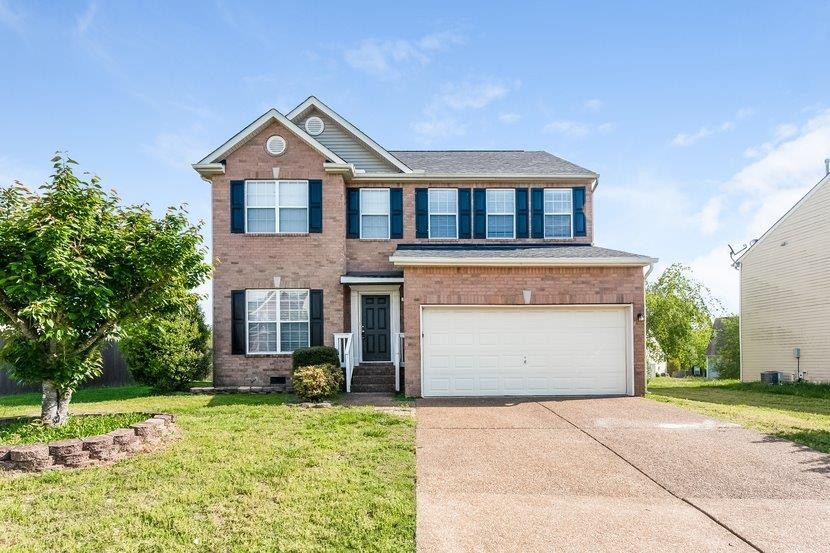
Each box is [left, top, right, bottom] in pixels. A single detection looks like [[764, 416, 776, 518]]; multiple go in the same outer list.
[[760, 371, 794, 385]]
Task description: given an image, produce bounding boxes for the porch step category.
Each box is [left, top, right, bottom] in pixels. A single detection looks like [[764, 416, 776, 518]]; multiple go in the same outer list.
[[350, 364, 397, 393]]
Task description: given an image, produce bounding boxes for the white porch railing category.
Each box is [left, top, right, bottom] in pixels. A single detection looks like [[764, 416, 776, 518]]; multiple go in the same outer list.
[[392, 332, 405, 392], [333, 333, 354, 393]]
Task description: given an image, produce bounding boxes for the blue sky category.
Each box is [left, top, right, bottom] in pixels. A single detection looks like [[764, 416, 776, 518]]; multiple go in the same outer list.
[[2, 1, 830, 317]]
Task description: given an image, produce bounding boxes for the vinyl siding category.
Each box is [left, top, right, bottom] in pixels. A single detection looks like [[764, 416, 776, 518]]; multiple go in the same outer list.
[[740, 176, 830, 383], [298, 108, 400, 173]]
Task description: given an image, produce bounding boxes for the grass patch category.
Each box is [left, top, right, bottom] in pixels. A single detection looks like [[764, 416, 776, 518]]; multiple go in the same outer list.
[[0, 386, 415, 552], [0, 412, 147, 445], [647, 377, 830, 453]]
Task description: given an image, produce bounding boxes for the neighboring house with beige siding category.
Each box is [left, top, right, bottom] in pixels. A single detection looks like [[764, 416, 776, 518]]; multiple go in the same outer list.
[[737, 172, 830, 383]]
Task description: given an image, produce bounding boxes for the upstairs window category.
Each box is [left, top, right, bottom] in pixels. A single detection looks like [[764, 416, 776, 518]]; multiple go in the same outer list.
[[360, 188, 390, 239], [486, 189, 515, 239], [246, 289, 309, 354], [245, 180, 308, 233], [544, 188, 573, 238], [428, 189, 458, 239]]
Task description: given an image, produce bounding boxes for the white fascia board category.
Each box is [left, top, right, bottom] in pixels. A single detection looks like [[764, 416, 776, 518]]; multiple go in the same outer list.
[[351, 173, 598, 183], [389, 256, 659, 267], [287, 96, 413, 174], [736, 173, 830, 264], [194, 108, 347, 169], [340, 276, 405, 284]]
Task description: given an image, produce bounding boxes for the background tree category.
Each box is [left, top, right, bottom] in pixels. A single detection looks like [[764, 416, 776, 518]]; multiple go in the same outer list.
[[713, 315, 741, 378], [120, 296, 211, 393], [646, 263, 720, 372], [0, 155, 210, 425]]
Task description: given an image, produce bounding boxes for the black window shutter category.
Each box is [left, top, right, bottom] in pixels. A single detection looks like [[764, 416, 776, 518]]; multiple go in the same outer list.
[[390, 188, 403, 239], [531, 188, 544, 238], [515, 188, 529, 238], [230, 180, 245, 233], [573, 187, 587, 237], [415, 188, 428, 238], [346, 189, 360, 238], [458, 188, 471, 238], [473, 189, 486, 238], [308, 180, 323, 233], [309, 289, 324, 346], [231, 290, 246, 354]]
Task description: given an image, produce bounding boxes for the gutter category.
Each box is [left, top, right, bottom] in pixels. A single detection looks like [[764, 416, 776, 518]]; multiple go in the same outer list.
[[350, 173, 598, 183]]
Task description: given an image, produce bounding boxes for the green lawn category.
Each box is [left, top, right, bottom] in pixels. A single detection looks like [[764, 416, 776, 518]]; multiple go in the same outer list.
[[0, 386, 415, 552], [647, 377, 830, 453]]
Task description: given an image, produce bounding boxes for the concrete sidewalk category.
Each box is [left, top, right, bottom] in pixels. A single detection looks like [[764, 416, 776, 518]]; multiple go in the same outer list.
[[416, 397, 830, 552]]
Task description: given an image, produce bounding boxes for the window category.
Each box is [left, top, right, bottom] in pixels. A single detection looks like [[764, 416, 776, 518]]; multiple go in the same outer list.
[[246, 289, 309, 354], [360, 188, 390, 239], [486, 189, 515, 238], [544, 188, 573, 238], [428, 189, 458, 239], [244, 180, 309, 233]]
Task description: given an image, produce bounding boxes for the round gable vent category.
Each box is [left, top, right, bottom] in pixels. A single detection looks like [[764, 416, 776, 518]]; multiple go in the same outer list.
[[265, 135, 286, 156], [305, 116, 325, 136]]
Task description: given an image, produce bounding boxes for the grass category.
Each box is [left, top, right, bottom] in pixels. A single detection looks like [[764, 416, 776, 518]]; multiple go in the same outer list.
[[0, 412, 147, 445], [0, 386, 415, 552], [647, 377, 830, 453]]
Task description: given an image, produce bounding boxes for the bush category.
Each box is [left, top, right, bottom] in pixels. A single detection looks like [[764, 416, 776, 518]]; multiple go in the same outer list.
[[292, 364, 343, 401], [120, 297, 212, 393], [292, 346, 341, 370]]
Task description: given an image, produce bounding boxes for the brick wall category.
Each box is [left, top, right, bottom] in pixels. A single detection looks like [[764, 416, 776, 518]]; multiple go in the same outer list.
[[346, 182, 594, 272], [401, 265, 646, 397], [211, 120, 348, 386]]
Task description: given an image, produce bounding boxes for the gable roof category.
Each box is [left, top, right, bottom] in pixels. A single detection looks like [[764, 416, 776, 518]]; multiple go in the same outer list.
[[192, 108, 348, 177], [287, 96, 412, 173], [737, 173, 830, 264], [389, 150, 597, 177]]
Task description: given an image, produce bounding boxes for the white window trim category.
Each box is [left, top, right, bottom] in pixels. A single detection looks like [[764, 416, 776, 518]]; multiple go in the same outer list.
[[543, 188, 574, 239], [485, 188, 516, 239], [359, 188, 391, 240], [427, 188, 459, 239], [244, 180, 310, 234], [245, 289, 310, 355]]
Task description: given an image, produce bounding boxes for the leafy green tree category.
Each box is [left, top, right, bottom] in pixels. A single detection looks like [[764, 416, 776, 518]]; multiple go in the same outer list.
[[121, 296, 211, 393], [646, 264, 719, 371], [0, 155, 210, 425], [713, 315, 740, 379]]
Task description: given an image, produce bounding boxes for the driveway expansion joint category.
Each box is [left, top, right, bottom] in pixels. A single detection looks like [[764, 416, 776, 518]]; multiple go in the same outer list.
[[535, 401, 765, 553]]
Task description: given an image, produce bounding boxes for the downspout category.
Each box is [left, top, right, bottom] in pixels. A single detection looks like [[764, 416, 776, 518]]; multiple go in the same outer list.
[[643, 260, 656, 394]]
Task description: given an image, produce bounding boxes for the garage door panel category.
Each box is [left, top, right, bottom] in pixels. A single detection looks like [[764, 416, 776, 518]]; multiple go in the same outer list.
[[422, 306, 630, 397]]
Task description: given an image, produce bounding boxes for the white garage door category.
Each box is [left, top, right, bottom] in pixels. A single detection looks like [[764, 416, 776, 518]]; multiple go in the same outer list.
[[421, 306, 631, 397]]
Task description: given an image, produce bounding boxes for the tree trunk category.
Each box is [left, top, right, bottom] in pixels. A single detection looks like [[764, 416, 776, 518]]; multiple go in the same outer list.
[[41, 381, 73, 426]]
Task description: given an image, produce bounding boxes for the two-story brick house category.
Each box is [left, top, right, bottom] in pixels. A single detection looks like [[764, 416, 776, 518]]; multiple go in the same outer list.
[[194, 96, 656, 397]]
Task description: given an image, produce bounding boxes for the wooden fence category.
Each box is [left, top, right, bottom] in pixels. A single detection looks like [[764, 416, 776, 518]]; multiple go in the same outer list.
[[0, 340, 132, 396]]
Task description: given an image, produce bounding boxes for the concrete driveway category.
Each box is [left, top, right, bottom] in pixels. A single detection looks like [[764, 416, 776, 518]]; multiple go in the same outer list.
[[416, 397, 830, 552]]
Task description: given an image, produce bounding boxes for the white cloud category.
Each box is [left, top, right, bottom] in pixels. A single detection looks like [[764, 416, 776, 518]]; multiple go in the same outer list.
[[499, 112, 521, 124], [344, 31, 464, 79], [413, 78, 517, 139], [697, 195, 724, 235], [0, 0, 24, 34], [74, 2, 97, 37], [687, 246, 739, 313], [670, 108, 749, 147], [544, 120, 615, 137], [141, 131, 208, 171], [583, 98, 604, 112]]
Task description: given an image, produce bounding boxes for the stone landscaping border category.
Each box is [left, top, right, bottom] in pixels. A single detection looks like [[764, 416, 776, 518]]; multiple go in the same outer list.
[[0, 413, 177, 473]]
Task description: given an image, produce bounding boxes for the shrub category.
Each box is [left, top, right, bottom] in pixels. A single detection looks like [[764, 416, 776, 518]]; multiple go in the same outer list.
[[292, 364, 343, 401], [120, 297, 211, 393], [292, 346, 341, 370]]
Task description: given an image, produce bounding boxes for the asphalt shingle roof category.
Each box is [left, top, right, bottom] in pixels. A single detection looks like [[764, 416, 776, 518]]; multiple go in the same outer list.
[[388, 150, 596, 176], [391, 244, 654, 261]]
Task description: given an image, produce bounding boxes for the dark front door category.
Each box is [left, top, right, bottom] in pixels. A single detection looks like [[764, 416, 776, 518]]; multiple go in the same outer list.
[[362, 295, 390, 361]]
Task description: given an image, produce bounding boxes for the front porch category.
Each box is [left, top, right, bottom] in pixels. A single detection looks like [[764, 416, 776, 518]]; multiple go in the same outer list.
[[335, 273, 406, 394]]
